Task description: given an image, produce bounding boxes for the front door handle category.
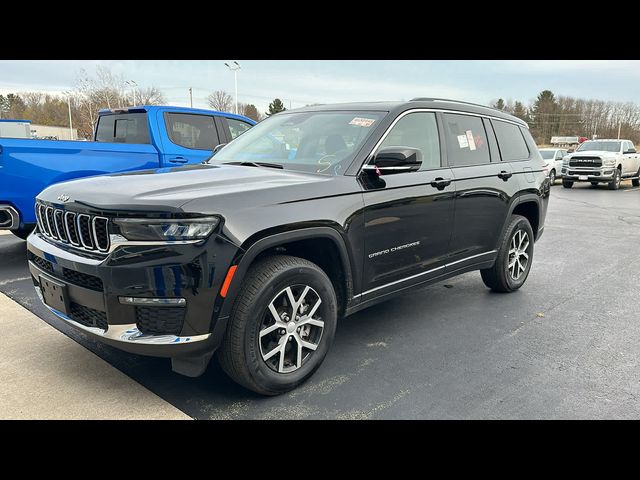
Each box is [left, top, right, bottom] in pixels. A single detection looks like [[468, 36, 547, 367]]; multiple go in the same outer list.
[[430, 177, 452, 190], [169, 156, 188, 164], [498, 171, 512, 181]]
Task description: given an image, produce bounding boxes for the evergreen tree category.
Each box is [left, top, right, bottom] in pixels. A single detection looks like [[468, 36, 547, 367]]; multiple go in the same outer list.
[[492, 98, 505, 110], [266, 98, 286, 116]]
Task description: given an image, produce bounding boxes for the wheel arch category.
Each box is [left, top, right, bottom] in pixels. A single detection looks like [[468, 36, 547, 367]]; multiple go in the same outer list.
[[498, 194, 541, 248], [218, 226, 355, 322]]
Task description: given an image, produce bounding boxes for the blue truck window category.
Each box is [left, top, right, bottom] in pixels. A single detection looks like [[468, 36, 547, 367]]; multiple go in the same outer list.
[[165, 113, 220, 150], [228, 118, 252, 139], [95, 113, 150, 144]]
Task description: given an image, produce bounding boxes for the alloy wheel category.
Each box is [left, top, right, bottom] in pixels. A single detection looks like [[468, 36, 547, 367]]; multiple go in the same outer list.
[[507, 229, 530, 281], [259, 285, 325, 373]]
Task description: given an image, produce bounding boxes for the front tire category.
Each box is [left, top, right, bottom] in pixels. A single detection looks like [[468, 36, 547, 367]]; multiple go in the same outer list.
[[608, 169, 621, 190], [548, 170, 556, 184], [218, 255, 337, 395], [481, 215, 534, 293], [562, 180, 573, 188]]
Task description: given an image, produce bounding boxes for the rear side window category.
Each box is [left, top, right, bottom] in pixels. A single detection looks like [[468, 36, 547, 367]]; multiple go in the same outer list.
[[442, 113, 490, 166], [165, 113, 220, 150], [378, 112, 441, 170], [95, 113, 150, 144], [492, 120, 530, 161], [227, 118, 252, 140]]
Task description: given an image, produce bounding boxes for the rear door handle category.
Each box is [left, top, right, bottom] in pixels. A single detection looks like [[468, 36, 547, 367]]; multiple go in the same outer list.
[[498, 171, 512, 181], [430, 177, 452, 190], [169, 156, 188, 164]]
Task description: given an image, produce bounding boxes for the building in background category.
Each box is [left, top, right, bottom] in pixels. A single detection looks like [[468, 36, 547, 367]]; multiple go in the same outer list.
[[0, 119, 77, 140], [0, 119, 32, 138], [30, 124, 77, 140]]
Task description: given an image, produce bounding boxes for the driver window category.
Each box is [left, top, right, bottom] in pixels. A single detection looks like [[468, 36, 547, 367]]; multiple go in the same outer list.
[[378, 112, 441, 170]]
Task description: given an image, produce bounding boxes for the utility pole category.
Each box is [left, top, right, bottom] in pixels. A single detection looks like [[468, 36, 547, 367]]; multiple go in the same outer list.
[[224, 61, 241, 114], [189, 87, 193, 108], [617, 118, 622, 140]]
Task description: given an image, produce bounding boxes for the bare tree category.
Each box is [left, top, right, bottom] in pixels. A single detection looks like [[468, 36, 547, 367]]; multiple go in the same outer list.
[[207, 90, 234, 112], [137, 86, 166, 105]]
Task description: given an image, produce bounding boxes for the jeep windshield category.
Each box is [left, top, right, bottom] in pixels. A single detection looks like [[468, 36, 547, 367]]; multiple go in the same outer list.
[[208, 111, 386, 175], [576, 141, 621, 152]]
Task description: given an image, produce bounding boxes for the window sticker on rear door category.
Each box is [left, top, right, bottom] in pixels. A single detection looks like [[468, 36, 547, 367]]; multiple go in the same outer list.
[[349, 117, 376, 127], [465, 130, 476, 151], [457, 134, 469, 148]]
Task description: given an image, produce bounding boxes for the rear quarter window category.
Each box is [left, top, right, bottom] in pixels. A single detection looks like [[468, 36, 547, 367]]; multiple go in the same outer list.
[[492, 120, 530, 161], [95, 113, 150, 144]]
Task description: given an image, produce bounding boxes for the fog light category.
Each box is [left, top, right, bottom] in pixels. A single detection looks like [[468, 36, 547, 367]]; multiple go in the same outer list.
[[118, 296, 186, 306]]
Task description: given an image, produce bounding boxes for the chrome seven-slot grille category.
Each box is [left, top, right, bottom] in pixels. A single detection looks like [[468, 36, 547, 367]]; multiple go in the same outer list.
[[35, 202, 110, 253]]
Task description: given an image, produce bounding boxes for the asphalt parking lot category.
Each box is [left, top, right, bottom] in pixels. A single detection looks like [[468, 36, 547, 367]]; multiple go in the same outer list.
[[2, 181, 640, 419]]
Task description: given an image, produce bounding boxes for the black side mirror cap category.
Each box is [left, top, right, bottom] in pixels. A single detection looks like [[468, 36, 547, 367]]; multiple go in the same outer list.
[[363, 146, 423, 175]]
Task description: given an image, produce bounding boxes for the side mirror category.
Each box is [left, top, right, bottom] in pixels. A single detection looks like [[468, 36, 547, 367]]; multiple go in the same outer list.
[[567, 148, 575, 153], [363, 146, 422, 175], [624, 148, 636, 154], [212, 143, 227, 154]]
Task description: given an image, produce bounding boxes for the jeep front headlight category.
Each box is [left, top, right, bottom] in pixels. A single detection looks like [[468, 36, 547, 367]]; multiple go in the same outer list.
[[113, 216, 220, 241]]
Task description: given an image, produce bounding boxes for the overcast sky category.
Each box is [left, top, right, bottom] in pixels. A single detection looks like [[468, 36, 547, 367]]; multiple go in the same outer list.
[[1, 60, 639, 113]]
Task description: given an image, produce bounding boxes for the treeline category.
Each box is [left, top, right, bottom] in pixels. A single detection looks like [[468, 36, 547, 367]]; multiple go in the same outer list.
[[491, 90, 640, 144]]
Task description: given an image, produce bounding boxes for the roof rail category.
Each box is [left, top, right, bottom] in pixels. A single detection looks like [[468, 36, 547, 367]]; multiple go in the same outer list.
[[410, 97, 497, 110]]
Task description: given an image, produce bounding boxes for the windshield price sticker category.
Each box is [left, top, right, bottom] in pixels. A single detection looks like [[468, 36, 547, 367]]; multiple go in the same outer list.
[[349, 117, 376, 127]]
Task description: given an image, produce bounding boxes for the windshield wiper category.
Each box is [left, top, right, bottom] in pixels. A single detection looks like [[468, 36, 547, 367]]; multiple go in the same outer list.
[[222, 161, 284, 169]]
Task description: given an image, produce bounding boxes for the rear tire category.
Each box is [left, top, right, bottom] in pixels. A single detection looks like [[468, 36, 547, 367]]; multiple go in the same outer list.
[[11, 226, 34, 240], [218, 254, 337, 395], [562, 180, 573, 188], [632, 171, 640, 187], [481, 215, 534, 293], [608, 169, 621, 190]]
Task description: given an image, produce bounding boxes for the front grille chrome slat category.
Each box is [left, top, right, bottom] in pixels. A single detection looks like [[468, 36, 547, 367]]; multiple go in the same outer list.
[[36, 202, 110, 254]]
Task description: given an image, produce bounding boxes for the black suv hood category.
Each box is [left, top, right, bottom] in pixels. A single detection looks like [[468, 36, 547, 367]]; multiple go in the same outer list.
[[37, 164, 343, 213]]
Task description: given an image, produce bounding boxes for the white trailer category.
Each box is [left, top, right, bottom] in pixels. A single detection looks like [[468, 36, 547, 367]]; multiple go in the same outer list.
[[0, 120, 32, 139]]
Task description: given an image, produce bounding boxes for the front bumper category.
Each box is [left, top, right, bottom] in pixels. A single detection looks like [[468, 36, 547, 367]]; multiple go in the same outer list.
[[562, 166, 616, 181], [27, 231, 239, 358]]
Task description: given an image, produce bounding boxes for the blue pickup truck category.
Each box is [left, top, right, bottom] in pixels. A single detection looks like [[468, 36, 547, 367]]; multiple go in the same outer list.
[[0, 105, 256, 239]]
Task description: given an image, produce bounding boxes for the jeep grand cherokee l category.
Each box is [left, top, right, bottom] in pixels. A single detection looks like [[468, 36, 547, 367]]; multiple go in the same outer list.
[[27, 98, 549, 395]]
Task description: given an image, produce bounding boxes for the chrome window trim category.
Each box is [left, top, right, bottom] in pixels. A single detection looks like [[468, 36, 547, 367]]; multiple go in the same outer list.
[[358, 108, 527, 175]]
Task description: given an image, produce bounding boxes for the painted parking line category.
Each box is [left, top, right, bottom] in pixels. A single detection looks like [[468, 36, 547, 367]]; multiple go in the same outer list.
[[623, 187, 640, 192], [0, 292, 191, 420]]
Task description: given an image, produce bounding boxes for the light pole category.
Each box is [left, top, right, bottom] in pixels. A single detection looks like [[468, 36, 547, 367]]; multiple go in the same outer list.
[[224, 61, 241, 114], [62, 90, 74, 140], [125, 80, 138, 106]]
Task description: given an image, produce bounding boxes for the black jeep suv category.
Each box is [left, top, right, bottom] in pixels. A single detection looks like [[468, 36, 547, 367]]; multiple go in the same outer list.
[[27, 98, 549, 395]]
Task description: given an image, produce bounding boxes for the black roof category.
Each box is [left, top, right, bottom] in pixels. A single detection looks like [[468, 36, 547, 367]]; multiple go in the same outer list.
[[292, 98, 528, 127]]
